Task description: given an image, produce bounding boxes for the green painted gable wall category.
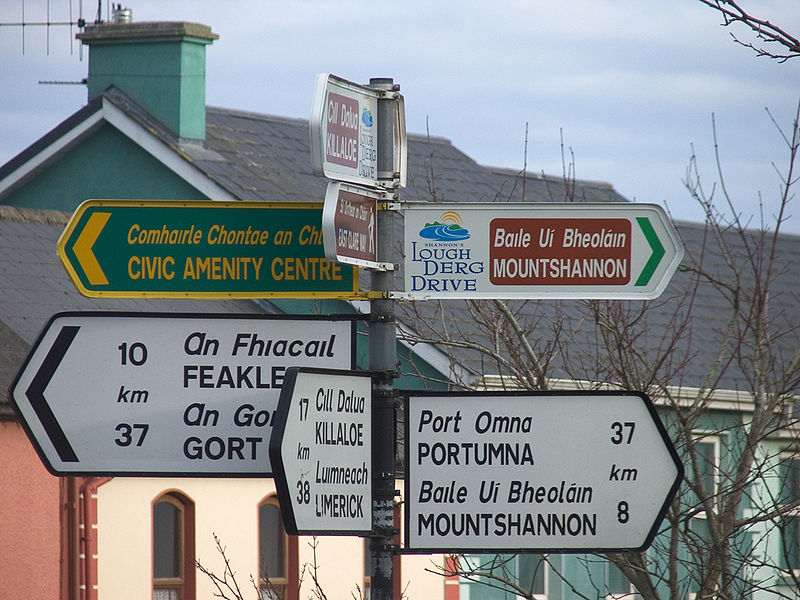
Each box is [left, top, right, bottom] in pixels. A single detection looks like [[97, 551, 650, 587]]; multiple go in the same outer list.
[[3, 124, 207, 212]]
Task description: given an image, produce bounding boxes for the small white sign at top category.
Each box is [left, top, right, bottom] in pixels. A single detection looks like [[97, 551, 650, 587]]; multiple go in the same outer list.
[[310, 73, 406, 189]]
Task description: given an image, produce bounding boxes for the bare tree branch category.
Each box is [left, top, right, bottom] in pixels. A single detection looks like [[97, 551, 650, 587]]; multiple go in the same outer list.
[[696, 0, 800, 61], [415, 105, 800, 600]]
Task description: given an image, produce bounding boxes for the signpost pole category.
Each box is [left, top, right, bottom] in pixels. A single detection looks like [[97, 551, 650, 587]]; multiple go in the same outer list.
[[368, 77, 398, 600]]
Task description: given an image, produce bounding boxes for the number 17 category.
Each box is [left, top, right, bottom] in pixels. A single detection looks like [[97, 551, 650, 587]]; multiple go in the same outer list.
[[298, 397, 309, 421]]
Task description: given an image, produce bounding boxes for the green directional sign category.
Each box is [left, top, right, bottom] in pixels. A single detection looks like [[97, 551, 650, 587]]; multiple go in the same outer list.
[[58, 200, 371, 299]]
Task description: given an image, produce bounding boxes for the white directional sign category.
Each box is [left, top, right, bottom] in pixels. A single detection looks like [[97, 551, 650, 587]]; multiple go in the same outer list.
[[404, 391, 683, 552], [10, 312, 357, 476], [400, 202, 684, 300], [270, 367, 372, 535]]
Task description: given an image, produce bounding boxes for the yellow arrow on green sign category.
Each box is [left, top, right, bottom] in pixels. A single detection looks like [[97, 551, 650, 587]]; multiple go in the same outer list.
[[71, 211, 110, 286]]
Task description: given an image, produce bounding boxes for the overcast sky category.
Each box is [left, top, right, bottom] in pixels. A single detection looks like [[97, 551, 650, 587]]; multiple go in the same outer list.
[[1, 0, 798, 233]]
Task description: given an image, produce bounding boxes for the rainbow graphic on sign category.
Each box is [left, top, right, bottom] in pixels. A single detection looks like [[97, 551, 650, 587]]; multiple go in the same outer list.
[[418, 211, 470, 241]]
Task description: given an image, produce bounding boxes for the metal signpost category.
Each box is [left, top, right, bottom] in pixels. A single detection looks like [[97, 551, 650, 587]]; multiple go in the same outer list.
[[400, 202, 684, 300], [404, 391, 683, 553], [312, 74, 405, 600], [57, 199, 368, 299], [270, 367, 372, 535], [9, 312, 357, 476]]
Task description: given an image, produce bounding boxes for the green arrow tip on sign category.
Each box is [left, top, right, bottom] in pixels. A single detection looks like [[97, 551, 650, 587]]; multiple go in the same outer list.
[[635, 217, 665, 286]]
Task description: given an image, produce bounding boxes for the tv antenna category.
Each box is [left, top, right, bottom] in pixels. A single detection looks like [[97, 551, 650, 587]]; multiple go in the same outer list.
[[0, 1, 129, 58]]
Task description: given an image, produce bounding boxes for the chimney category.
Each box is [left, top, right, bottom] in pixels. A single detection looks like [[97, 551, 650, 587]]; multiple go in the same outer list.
[[77, 17, 218, 140]]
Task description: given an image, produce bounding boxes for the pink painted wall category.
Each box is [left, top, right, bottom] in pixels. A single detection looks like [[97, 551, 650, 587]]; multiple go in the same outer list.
[[0, 421, 62, 598]]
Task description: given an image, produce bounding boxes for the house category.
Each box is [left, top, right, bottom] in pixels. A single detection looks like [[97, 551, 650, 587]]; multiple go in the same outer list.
[[2, 13, 799, 600], [0, 19, 452, 600]]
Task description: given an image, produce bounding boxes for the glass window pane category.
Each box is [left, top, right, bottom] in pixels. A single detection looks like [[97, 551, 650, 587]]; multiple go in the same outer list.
[[781, 458, 800, 504], [783, 516, 800, 571], [518, 554, 545, 595], [464, 554, 512, 599], [259, 589, 282, 600], [548, 554, 563, 600], [259, 503, 285, 580], [696, 441, 716, 495], [153, 501, 181, 579], [608, 562, 630, 594]]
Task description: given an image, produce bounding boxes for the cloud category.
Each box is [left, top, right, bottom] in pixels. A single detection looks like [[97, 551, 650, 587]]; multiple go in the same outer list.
[[1, 0, 798, 233]]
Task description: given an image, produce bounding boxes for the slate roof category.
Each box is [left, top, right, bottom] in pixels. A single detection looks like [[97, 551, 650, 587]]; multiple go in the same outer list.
[[32, 88, 622, 206], [0, 86, 626, 205], [191, 104, 626, 206], [185, 96, 799, 396]]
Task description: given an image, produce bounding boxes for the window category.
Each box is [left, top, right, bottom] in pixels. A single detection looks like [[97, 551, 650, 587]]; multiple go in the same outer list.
[[697, 440, 719, 495], [258, 496, 298, 600], [780, 455, 800, 505], [517, 554, 547, 598], [461, 553, 548, 599], [691, 436, 720, 518], [153, 491, 195, 600], [779, 454, 800, 572], [683, 435, 720, 599], [606, 561, 636, 599], [781, 517, 800, 572]]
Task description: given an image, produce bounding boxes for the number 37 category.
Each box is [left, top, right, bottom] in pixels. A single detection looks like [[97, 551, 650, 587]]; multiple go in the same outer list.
[[611, 421, 635, 445], [115, 423, 149, 447]]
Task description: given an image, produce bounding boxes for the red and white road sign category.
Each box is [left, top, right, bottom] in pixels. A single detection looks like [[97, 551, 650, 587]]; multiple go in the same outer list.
[[322, 182, 381, 268], [401, 202, 684, 299], [310, 73, 407, 188]]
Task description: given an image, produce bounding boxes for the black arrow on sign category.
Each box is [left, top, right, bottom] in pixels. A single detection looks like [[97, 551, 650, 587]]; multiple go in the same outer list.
[[26, 325, 80, 463]]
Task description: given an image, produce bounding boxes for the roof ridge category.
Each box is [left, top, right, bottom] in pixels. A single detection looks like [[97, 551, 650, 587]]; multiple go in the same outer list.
[[206, 106, 308, 126], [486, 165, 621, 190], [407, 132, 453, 144], [205, 106, 457, 145], [0, 205, 70, 224]]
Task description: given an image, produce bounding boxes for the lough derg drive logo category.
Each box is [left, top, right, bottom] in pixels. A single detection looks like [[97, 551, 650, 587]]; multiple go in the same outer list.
[[409, 211, 484, 293], [418, 210, 471, 241], [361, 108, 373, 128]]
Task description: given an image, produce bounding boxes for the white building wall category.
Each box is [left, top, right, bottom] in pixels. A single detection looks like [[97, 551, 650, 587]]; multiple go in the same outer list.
[[96, 477, 445, 599]]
